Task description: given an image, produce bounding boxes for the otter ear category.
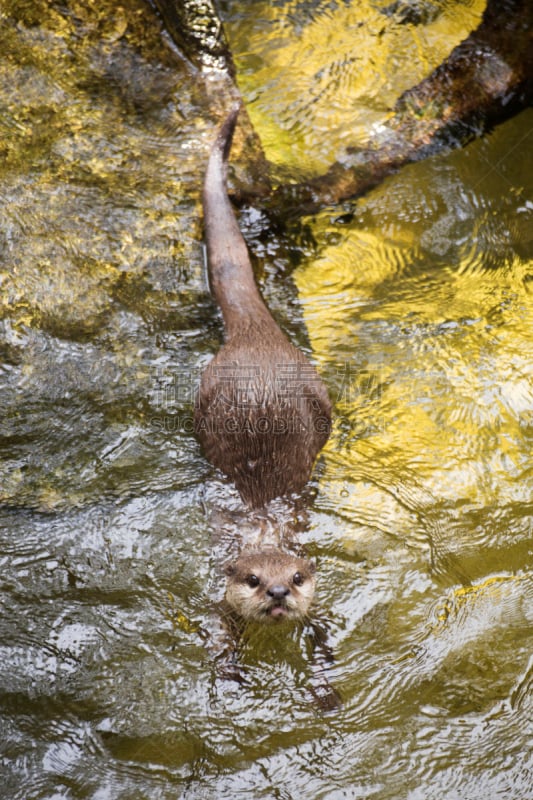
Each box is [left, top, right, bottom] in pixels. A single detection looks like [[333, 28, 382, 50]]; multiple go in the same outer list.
[[309, 559, 317, 575], [224, 562, 236, 576]]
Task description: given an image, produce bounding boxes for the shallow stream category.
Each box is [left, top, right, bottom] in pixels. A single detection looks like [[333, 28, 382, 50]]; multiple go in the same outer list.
[[1, 1, 532, 798]]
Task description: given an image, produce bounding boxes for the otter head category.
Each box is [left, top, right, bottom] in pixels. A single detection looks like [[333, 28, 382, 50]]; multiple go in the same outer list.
[[224, 549, 316, 623]]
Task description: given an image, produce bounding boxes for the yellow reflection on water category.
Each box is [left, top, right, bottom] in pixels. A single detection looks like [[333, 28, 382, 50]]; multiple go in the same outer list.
[[296, 215, 532, 514], [228, 0, 485, 172]]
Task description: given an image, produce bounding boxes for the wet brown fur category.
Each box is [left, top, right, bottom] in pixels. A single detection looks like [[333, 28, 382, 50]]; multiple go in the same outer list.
[[194, 107, 331, 510]]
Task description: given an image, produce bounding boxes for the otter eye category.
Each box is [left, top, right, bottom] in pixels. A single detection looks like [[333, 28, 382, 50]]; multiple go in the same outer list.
[[293, 572, 304, 586], [246, 574, 260, 588]]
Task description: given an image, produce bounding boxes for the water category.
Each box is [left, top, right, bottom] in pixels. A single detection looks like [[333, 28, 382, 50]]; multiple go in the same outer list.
[[1, 1, 532, 798]]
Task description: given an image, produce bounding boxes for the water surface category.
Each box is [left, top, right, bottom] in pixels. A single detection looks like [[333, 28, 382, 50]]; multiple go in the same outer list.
[[1, 1, 532, 798]]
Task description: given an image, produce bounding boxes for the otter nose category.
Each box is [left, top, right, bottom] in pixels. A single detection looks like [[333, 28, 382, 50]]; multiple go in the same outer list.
[[267, 585, 290, 600]]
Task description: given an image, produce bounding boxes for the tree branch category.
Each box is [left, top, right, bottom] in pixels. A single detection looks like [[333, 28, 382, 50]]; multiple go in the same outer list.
[[154, 0, 532, 218], [264, 0, 533, 216]]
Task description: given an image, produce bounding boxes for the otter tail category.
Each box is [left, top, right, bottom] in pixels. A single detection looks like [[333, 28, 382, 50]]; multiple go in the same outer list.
[[202, 105, 267, 337], [214, 104, 240, 166]]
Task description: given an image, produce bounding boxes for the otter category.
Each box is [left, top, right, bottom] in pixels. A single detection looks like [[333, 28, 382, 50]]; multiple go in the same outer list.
[[194, 107, 339, 709], [195, 106, 332, 625]]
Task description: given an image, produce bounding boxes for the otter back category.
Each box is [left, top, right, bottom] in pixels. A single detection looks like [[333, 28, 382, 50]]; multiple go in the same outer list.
[[195, 107, 331, 508]]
